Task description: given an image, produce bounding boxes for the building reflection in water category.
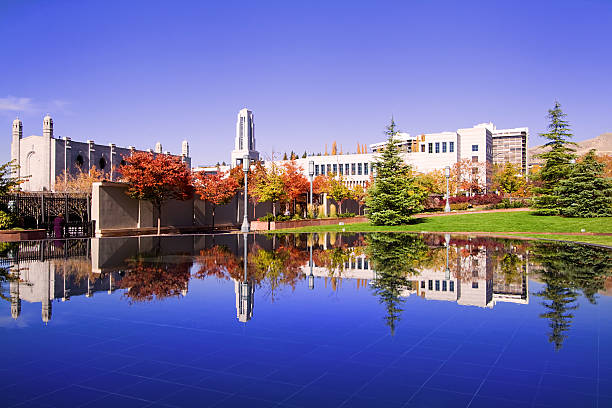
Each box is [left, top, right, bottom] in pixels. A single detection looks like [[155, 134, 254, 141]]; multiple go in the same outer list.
[[2, 232, 609, 352]]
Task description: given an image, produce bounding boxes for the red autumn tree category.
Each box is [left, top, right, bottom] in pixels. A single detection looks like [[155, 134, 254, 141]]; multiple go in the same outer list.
[[119, 152, 193, 235], [193, 170, 239, 231], [282, 160, 309, 215]]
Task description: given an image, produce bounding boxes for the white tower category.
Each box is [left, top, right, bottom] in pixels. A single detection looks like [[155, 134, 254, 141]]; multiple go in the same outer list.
[[231, 108, 259, 167], [43, 114, 53, 138], [155, 142, 163, 154], [181, 140, 189, 157], [11, 118, 22, 178]]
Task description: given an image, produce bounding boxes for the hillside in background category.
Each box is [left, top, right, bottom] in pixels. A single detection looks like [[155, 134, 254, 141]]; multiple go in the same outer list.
[[530, 133, 612, 164]]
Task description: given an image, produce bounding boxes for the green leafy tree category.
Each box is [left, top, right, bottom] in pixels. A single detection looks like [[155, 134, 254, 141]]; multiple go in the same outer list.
[[555, 150, 612, 217], [366, 119, 426, 225], [327, 175, 352, 214], [253, 163, 286, 218], [533, 101, 576, 215], [494, 163, 525, 196], [0, 160, 21, 195], [366, 233, 428, 335]]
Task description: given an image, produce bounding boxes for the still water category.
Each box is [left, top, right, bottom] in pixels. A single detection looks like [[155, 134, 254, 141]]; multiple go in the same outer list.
[[1, 233, 611, 408]]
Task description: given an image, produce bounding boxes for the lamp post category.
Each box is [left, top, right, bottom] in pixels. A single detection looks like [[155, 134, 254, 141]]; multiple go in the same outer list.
[[241, 155, 251, 233], [308, 160, 314, 210], [444, 233, 450, 280], [444, 166, 451, 213]]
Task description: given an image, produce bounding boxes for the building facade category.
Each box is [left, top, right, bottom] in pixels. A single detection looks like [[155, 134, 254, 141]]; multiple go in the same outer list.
[[10, 116, 191, 192]]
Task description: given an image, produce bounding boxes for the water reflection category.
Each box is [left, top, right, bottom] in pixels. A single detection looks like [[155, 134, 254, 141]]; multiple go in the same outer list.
[[1, 233, 610, 351]]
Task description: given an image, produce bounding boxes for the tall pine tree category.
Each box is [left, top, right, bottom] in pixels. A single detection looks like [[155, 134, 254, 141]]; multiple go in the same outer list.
[[533, 101, 576, 215], [366, 118, 425, 225], [555, 150, 612, 217]]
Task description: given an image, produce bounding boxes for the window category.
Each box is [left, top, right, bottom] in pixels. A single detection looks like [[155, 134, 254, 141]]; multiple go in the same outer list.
[[472, 270, 479, 277], [472, 167, 479, 175], [364, 260, 369, 269], [472, 144, 479, 152], [450, 141, 455, 152], [315, 165, 319, 176], [339, 164, 343, 175], [442, 142, 447, 153], [364, 163, 369, 175], [435, 280, 440, 291], [351, 260, 356, 269], [435, 143, 440, 153], [75, 155, 84, 167], [358, 163, 362, 175], [421, 144, 426, 152], [442, 281, 447, 291], [345, 261, 350, 269], [428, 143, 433, 153], [345, 163, 350, 175], [450, 281, 455, 292], [472, 282, 479, 289], [472, 156, 478, 163], [99, 157, 106, 170], [357, 258, 362, 269], [327, 164, 331, 174], [428, 280, 433, 290], [421, 281, 425, 289], [333, 164, 337, 174], [351, 163, 356, 175]]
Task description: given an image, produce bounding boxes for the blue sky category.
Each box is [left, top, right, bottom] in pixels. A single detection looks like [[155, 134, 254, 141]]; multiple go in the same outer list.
[[1, 0, 611, 166]]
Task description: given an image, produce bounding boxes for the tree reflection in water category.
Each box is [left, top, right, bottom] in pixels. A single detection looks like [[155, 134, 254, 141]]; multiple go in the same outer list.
[[533, 241, 612, 350], [366, 233, 428, 335], [120, 258, 192, 303]]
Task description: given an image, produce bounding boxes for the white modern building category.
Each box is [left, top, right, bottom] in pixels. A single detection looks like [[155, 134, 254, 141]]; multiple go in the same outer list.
[[230, 108, 259, 167], [10, 115, 191, 192]]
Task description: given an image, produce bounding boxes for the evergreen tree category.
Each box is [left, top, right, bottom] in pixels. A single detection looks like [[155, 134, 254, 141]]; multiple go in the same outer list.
[[302, 151, 307, 158], [366, 119, 426, 225], [282, 152, 288, 161], [367, 233, 428, 335], [533, 101, 576, 215], [555, 150, 612, 217]]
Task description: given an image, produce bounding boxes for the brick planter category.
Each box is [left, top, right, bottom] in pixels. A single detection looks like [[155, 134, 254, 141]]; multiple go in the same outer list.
[[0, 229, 47, 242], [251, 216, 368, 231]]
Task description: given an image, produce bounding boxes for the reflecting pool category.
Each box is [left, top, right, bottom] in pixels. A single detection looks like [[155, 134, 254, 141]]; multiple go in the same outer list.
[[1, 233, 611, 408]]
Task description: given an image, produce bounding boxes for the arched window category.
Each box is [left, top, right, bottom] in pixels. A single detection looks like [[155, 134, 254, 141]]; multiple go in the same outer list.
[[99, 157, 106, 170], [76, 155, 84, 168]]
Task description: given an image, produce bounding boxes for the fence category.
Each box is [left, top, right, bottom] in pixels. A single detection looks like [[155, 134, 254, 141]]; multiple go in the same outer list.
[[0, 192, 93, 237], [0, 239, 90, 264]]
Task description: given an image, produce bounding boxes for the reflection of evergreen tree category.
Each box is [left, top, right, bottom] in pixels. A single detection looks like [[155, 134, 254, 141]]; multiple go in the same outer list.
[[366, 233, 428, 335], [533, 241, 612, 350]]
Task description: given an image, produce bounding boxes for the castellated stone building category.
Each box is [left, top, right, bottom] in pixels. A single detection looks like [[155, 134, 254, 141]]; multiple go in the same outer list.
[[10, 115, 191, 192]]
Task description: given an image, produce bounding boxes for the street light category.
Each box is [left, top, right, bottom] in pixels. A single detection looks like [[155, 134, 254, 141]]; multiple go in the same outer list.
[[444, 166, 451, 213], [241, 155, 251, 233], [308, 160, 315, 210]]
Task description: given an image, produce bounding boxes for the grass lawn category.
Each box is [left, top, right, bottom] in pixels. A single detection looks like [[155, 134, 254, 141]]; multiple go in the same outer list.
[[278, 211, 612, 247]]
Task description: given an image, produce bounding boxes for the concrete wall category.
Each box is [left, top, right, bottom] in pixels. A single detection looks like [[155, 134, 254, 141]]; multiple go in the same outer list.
[[92, 181, 273, 235]]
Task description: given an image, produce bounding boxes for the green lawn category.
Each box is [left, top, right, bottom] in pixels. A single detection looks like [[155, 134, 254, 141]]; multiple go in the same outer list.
[[278, 211, 612, 246]]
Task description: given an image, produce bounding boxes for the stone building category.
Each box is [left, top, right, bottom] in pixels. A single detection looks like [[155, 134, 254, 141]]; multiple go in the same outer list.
[[10, 115, 191, 192]]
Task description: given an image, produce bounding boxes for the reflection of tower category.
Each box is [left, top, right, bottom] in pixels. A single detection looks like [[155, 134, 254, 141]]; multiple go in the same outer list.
[[235, 280, 254, 323], [42, 262, 52, 323], [235, 233, 254, 322], [10, 267, 21, 320]]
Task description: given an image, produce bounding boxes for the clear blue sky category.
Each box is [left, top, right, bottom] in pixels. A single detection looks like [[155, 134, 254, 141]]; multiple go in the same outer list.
[[1, 0, 611, 166]]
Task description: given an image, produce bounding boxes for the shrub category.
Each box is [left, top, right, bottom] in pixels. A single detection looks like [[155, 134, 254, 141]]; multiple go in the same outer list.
[[329, 204, 337, 218], [450, 203, 469, 211], [307, 204, 316, 219], [0, 210, 16, 230], [449, 194, 503, 206], [258, 213, 275, 222], [338, 212, 356, 218], [486, 199, 530, 210], [291, 213, 302, 221], [317, 204, 326, 218]]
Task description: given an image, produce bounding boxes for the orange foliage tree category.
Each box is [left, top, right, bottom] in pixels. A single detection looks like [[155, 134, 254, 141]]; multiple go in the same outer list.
[[120, 259, 192, 303], [193, 170, 239, 230], [119, 152, 193, 235], [282, 160, 309, 215]]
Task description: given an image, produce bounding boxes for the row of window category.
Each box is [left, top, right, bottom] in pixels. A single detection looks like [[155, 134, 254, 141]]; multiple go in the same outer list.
[[344, 258, 370, 270], [315, 162, 371, 177], [422, 279, 455, 292], [421, 141, 456, 154]]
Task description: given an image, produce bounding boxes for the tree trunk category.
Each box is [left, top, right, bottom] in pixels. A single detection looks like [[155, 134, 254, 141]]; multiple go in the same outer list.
[[212, 206, 215, 231], [157, 203, 162, 235], [338, 200, 342, 214], [273, 201, 276, 220]]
